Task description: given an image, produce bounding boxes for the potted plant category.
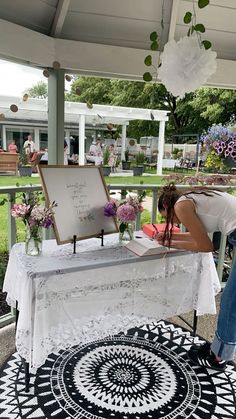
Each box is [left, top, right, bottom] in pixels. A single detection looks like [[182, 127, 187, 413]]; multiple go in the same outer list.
[[101, 146, 111, 176], [133, 151, 145, 176], [122, 149, 131, 170], [19, 151, 32, 176], [201, 123, 236, 171]]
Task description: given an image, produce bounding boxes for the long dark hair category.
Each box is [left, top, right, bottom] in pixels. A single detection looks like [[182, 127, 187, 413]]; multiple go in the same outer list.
[[158, 183, 221, 247]]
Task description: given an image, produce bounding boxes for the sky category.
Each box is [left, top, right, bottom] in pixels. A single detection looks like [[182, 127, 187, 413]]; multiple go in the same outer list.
[[0, 59, 71, 96]]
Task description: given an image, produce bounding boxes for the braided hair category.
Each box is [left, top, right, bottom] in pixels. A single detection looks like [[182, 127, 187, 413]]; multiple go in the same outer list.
[[158, 183, 221, 247]]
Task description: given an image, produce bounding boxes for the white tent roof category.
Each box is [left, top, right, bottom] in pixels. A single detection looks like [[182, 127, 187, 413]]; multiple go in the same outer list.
[[0, 0, 236, 89], [0, 95, 169, 126]]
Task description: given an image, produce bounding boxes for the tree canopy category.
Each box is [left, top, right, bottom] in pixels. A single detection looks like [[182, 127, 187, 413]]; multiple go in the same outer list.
[[25, 81, 48, 99], [27, 76, 236, 141]]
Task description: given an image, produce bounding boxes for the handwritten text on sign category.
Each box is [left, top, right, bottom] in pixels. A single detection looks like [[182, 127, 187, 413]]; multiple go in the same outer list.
[[66, 181, 95, 223]]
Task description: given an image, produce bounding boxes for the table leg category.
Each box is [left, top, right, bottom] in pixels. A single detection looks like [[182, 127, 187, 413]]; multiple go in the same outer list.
[[192, 310, 198, 336], [15, 300, 19, 334], [178, 310, 198, 336], [23, 359, 30, 392], [16, 301, 30, 392]]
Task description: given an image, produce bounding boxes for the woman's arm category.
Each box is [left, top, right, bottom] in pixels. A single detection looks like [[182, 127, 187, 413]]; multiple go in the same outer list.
[[173, 200, 213, 252]]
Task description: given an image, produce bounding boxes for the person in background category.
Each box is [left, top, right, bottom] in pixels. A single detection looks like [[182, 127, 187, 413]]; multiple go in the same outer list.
[[39, 149, 48, 165], [23, 134, 35, 155], [89, 140, 97, 156], [154, 183, 236, 371], [70, 136, 79, 163], [108, 144, 117, 172], [95, 139, 103, 166], [8, 139, 18, 154], [64, 139, 68, 165]]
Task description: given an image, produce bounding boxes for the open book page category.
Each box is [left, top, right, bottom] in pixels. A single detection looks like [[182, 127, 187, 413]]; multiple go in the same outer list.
[[125, 237, 168, 256], [125, 233, 183, 257]]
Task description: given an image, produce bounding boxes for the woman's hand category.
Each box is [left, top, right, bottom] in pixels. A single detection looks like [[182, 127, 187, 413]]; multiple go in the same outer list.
[[153, 231, 164, 242]]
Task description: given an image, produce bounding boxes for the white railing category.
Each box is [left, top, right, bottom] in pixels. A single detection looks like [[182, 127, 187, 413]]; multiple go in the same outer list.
[[0, 184, 235, 327]]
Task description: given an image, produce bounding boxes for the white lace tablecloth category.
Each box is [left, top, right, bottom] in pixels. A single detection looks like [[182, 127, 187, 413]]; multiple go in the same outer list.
[[3, 234, 221, 368]]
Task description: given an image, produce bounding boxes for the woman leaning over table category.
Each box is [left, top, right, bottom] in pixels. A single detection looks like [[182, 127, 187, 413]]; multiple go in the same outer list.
[[154, 183, 236, 371]]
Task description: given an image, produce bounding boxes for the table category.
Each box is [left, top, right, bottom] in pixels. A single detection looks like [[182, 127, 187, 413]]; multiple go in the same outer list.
[[3, 234, 221, 370]]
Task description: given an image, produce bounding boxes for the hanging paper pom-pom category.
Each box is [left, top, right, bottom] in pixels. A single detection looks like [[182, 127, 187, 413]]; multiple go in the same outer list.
[[158, 36, 217, 98], [52, 61, 61, 70], [43, 69, 50, 78], [10, 104, 18, 113], [75, 87, 81, 95], [22, 93, 29, 102]]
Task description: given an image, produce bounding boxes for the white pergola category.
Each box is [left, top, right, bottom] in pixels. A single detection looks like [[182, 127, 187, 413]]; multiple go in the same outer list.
[[0, 0, 236, 171], [0, 95, 169, 174]]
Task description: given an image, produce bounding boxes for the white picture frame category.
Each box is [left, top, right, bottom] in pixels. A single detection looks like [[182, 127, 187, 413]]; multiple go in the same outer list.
[[38, 165, 118, 244]]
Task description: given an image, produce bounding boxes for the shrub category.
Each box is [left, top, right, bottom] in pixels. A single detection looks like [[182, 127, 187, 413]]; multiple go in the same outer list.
[[102, 146, 110, 166], [135, 152, 145, 166]]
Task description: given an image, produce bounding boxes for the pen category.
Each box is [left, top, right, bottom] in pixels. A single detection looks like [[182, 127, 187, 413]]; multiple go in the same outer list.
[[152, 224, 158, 232]]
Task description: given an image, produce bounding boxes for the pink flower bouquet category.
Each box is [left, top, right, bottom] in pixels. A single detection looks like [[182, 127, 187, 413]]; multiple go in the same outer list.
[[104, 192, 145, 238], [11, 192, 57, 255]]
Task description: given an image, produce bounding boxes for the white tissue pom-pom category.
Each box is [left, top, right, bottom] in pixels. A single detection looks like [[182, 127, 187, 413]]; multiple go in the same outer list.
[[158, 36, 217, 98]]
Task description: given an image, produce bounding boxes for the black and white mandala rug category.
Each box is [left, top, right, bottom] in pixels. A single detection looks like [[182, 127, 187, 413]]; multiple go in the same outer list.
[[0, 320, 236, 418]]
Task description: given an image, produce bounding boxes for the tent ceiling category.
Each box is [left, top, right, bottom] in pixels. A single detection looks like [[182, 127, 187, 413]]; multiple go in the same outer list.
[[0, 0, 236, 88]]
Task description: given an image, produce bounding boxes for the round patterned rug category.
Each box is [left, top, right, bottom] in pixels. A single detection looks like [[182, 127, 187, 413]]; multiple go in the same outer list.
[[0, 320, 236, 418]]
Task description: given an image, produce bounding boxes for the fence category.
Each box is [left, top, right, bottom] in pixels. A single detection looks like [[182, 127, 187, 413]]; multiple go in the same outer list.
[[0, 183, 235, 327]]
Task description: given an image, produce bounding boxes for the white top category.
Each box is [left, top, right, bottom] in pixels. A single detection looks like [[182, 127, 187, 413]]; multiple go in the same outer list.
[[23, 140, 35, 153], [177, 191, 236, 235], [3, 234, 220, 368]]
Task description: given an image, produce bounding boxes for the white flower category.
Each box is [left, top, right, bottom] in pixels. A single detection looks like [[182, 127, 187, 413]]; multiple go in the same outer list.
[[158, 36, 217, 98]]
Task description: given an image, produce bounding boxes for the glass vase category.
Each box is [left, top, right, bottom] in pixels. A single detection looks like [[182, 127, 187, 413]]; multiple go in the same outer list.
[[25, 225, 43, 256], [118, 220, 135, 244]]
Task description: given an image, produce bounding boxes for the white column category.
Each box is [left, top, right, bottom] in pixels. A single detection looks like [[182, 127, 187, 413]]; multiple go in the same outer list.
[[157, 120, 165, 176], [121, 124, 127, 161], [34, 127, 40, 150], [48, 69, 65, 164], [78, 114, 85, 165], [2, 125, 6, 149]]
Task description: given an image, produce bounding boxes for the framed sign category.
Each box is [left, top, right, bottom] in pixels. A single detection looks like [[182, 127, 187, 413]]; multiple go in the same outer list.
[[38, 165, 118, 244]]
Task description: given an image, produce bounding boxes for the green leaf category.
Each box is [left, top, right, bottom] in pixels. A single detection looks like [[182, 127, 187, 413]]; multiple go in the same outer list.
[[119, 222, 127, 233], [86, 101, 93, 109], [0, 198, 6, 206], [202, 40, 212, 49], [150, 31, 158, 41], [194, 23, 206, 33], [144, 55, 152, 66], [151, 41, 158, 51], [184, 12, 192, 24], [198, 0, 209, 8], [143, 72, 153, 82]]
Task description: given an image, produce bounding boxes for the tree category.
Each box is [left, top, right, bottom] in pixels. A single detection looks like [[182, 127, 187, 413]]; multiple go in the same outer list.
[[190, 88, 236, 125], [67, 77, 206, 139], [26, 76, 236, 141], [25, 81, 47, 98], [66, 77, 112, 104]]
